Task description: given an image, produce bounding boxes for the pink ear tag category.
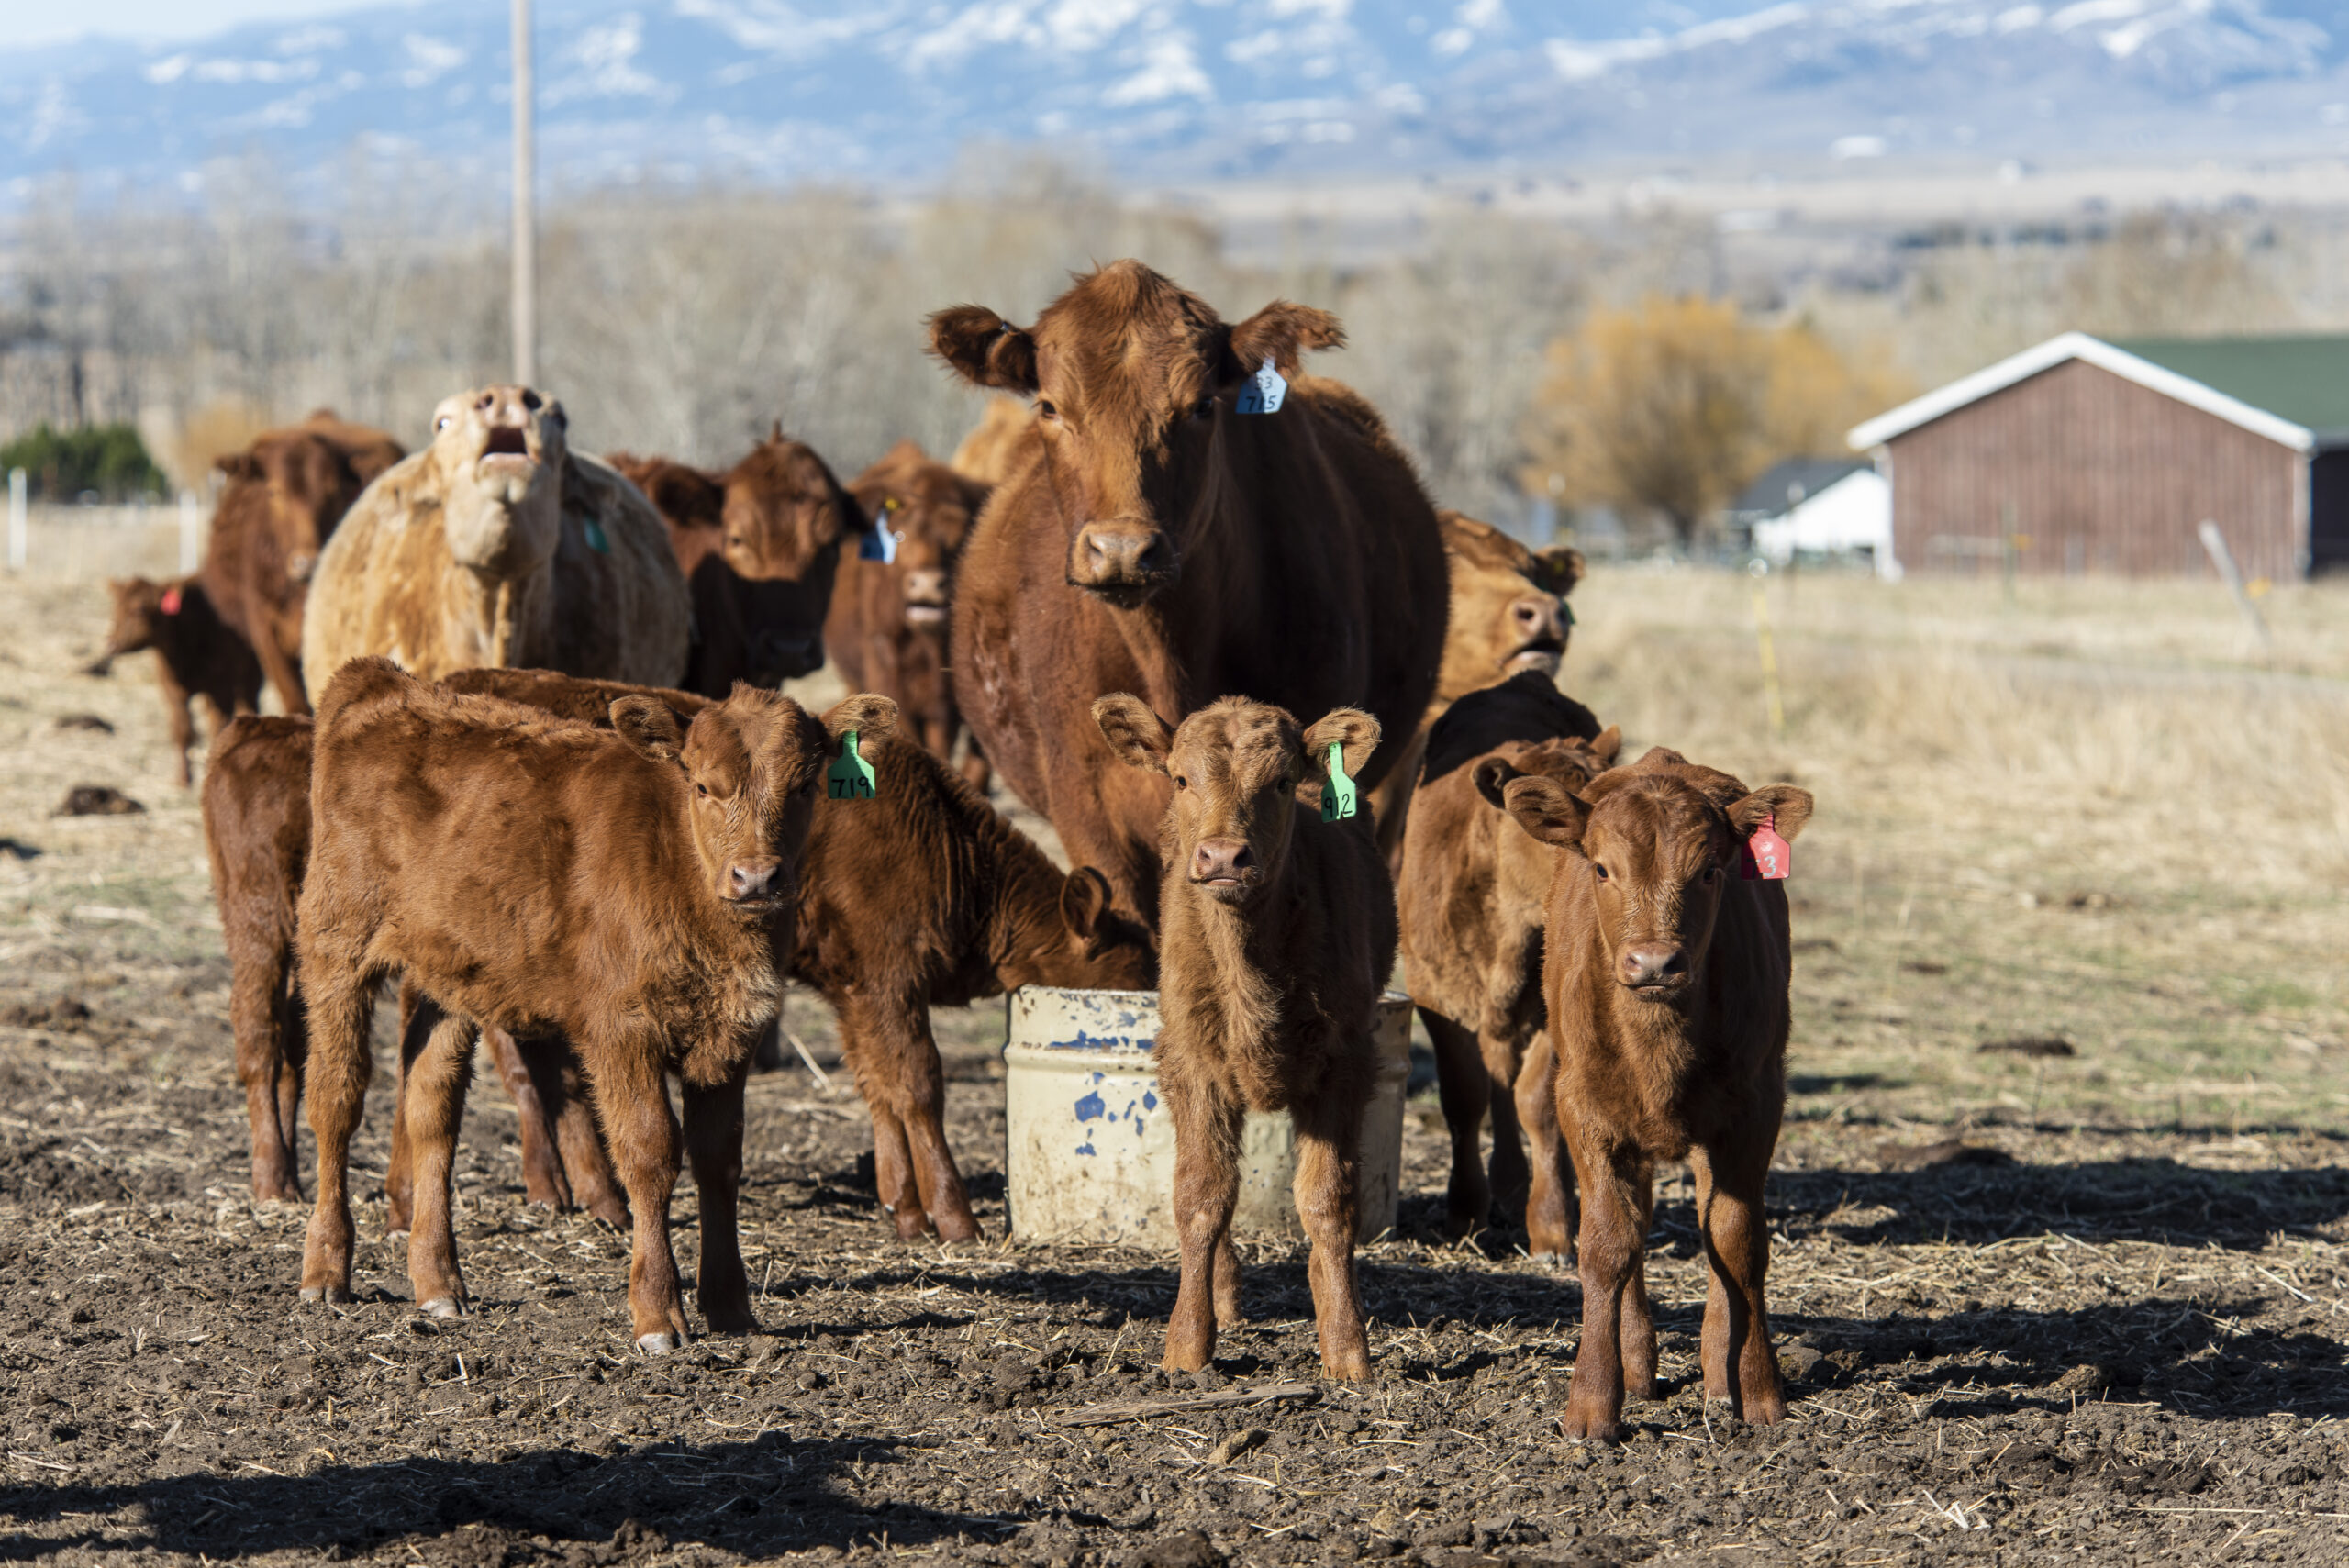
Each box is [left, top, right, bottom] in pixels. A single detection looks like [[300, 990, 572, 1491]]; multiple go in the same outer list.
[[1741, 813, 1790, 881], [159, 586, 183, 616]]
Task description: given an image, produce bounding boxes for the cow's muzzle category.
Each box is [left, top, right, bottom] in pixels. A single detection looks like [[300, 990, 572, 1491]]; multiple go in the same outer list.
[[1069, 517, 1178, 601]]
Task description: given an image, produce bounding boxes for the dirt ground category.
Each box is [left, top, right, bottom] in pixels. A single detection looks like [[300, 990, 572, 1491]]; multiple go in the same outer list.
[[3, 567, 2347, 1568]]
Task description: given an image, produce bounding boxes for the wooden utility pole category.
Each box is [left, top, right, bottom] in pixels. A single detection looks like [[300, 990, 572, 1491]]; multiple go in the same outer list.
[[510, 0, 537, 387]]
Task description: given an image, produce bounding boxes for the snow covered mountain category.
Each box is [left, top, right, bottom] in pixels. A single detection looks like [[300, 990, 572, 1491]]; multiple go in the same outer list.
[[5, 1, 2348, 200]]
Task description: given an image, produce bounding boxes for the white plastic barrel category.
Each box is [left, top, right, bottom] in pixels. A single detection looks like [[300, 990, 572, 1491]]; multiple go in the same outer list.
[[1002, 987, 1412, 1247]]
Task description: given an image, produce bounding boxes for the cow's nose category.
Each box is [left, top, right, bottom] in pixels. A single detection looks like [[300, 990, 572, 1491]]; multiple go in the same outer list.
[[1190, 838, 1254, 884], [1618, 943, 1687, 988], [1511, 595, 1565, 642], [728, 858, 783, 901], [1076, 521, 1174, 584], [905, 569, 948, 605]]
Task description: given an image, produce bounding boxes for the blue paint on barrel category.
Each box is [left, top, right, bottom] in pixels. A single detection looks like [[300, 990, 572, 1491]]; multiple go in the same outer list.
[[1074, 1090, 1106, 1121], [1075, 1141, 1097, 1157]]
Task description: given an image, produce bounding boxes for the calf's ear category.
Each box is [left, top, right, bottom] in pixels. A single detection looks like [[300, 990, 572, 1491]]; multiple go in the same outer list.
[[1532, 545, 1585, 595], [1092, 694, 1173, 773], [1060, 867, 1112, 949], [1591, 724, 1623, 765], [929, 306, 1039, 393], [1631, 744, 1688, 771], [1501, 774, 1590, 848], [1473, 756, 1520, 811], [215, 452, 262, 483], [1302, 707, 1380, 784], [1228, 302, 1345, 377], [610, 696, 685, 763], [822, 694, 899, 747], [1731, 784, 1813, 842]]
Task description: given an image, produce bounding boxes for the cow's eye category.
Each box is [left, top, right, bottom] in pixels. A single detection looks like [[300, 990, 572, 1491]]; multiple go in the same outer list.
[[694, 782, 710, 798], [1035, 399, 1059, 421], [1174, 774, 1187, 791], [1700, 865, 1721, 884], [1593, 863, 1610, 882], [1191, 395, 1215, 419]]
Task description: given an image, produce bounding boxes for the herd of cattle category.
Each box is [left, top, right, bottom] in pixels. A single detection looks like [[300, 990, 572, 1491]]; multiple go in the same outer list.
[[88, 261, 1810, 1441]]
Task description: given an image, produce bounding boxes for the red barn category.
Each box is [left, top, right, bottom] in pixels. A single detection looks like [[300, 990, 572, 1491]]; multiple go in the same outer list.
[[1848, 332, 2349, 580]]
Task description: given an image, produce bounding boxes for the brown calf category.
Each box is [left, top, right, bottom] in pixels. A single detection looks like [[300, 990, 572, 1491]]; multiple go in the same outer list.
[[1397, 670, 1617, 1244], [425, 668, 1158, 1243], [831, 441, 992, 784], [1094, 694, 1396, 1380], [98, 576, 262, 786], [1498, 746, 1812, 1439], [950, 395, 1035, 486], [296, 656, 893, 1350]]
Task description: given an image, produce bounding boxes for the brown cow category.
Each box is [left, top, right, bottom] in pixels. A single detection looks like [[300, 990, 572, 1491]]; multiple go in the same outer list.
[[608, 428, 861, 695], [933, 261, 1448, 930], [1094, 694, 1395, 1380], [421, 667, 1158, 1242], [1497, 746, 1811, 1439], [201, 711, 622, 1222], [203, 411, 404, 715], [95, 575, 262, 785], [1373, 510, 1585, 867], [295, 656, 893, 1350], [1398, 671, 1617, 1244], [949, 395, 1035, 486], [300, 386, 689, 696], [831, 440, 992, 784]]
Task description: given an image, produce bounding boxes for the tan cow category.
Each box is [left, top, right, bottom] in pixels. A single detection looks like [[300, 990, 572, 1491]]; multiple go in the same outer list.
[[949, 395, 1034, 486], [299, 386, 688, 696]]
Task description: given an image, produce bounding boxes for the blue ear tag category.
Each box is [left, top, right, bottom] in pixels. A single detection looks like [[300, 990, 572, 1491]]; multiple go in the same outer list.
[[1234, 357, 1287, 416], [584, 519, 611, 554], [826, 729, 877, 800], [1560, 600, 1575, 627], [859, 520, 901, 563], [1319, 741, 1358, 823]]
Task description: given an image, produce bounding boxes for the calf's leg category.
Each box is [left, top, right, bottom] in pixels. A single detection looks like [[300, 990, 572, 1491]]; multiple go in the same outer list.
[[384, 983, 424, 1232], [485, 1027, 573, 1212], [1291, 1086, 1373, 1381], [1692, 1141, 1787, 1425], [1419, 1006, 1491, 1237], [1620, 1177, 1658, 1400], [229, 928, 304, 1203], [681, 1062, 756, 1334], [1163, 1074, 1244, 1373], [529, 1036, 629, 1227], [1514, 1029, 1575, 1257], [839, 991, 978, 1242], [1561, 1135, 1647, 1442], [1480, 1025, 1531, 1222], [296, 955, 377, 1303], [401, 1000, 477, 1317], [592, 1043, 691, 1352]]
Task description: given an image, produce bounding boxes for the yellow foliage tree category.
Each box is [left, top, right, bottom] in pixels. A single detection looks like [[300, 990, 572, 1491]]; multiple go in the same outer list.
[[1523, 295, 1912, 548]]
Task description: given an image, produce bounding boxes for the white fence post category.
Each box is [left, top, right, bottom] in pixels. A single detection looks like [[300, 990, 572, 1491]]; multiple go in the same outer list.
[[179, 490, 202, 575], [2196, 520, 2271, 651]]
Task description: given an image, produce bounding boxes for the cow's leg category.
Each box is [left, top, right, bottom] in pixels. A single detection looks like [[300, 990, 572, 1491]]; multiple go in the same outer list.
[[1620, 1174, 1658, 1401], [229, 925, 302, 1203], [161, 673, 196, 789], [957, 731, 991, 793], [680, 1060, 754, 1334], [384, 983, 429, 1233], [273, 974, 308, 1197], [1515, 1029, 1575, 1257], [1291, 1083, 1373, 1382], [841, 990, 977, 1243], [1419, 1006, 1490, 1237], [1560, 1134, 1645, 1442], [251, 633, 307, 720], [296, 956, 377, 1304], [1693, 1140, 1787, 1425], [401, 1002, 476, 1317], [595, 1043, 689, 1352], [530, 1036, 628, 1227], [1481, 1027, 1531, 1223], [1163, 1075, 1243, 1373], [485, 1027, 573, 1211], [748, 1015, 786, 1075]]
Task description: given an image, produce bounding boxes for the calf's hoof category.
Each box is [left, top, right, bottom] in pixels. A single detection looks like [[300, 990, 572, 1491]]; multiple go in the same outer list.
[[1738, 1386, 1789, 1426], [931, 1211, 982, 1245], [636, 1332, 681, 1355], [418, 1296, 469, 1319], [698, 1297, 757, 1336], [1320, 1350, 1372, 1383], [1558, 1406, 1627, 1444], [298, 1284, 355, 1305]]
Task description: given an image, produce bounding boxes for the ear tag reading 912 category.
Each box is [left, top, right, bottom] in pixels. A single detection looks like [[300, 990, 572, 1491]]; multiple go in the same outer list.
[[827, 729, 877, 801], [1741, 813, 1790, 881], [1319, 741, 1358, 823], [1234, 357, 1287, 416]]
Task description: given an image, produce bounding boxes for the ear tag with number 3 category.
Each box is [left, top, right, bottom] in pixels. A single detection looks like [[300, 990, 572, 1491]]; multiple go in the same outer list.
[[1234, 356, 1287, 416], [1740, 813, 1790, 881], [1319, 741, 1358, 823], [827, 729, 877, 801]]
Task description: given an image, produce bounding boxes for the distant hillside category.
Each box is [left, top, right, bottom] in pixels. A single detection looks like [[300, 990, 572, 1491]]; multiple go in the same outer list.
[[5, 1, 2347, 199]]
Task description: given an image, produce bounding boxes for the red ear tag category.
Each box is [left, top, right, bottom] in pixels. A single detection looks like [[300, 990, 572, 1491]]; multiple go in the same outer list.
[[1741, 813, 1790, 881], [159, 586, 183, 616]]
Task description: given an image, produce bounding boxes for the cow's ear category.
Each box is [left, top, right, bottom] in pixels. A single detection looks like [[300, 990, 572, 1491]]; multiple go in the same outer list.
[[1533, 545, 1586, 595], [610, 696, 685, 764], [813, 477, 857, 550], [930, 306, 1039, 393], [1591, 724, 1623, 765], [1092, 694, 1172, 773], [1302, 707, 1379, 785], [1227, 301, 1345, 378], [645, 465, 723, 528], [822, 694, 898, 748], [1731, 784, 1813, 843], [1631, 744, 1688, 770], [1501, 774, 1590, 848], [1473, 756, 1520, 811], [1060, 867, 1112, 949], [216, 452, 261, 482]]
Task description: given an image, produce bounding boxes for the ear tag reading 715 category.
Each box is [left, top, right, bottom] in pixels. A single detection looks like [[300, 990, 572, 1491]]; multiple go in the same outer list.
[[827, 729, 877, 801], [1234, 356, 1288, 416], [1319, 741, 1358, 823], [1741, 813, 1790, 881]]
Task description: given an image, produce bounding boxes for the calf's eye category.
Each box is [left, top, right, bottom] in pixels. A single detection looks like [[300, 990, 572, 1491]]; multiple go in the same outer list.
[[1593, 864, 1610, 882], [1174, 774, 1188, 791], [694, 782, 710, 798], [1035, 399, 1059, 420]]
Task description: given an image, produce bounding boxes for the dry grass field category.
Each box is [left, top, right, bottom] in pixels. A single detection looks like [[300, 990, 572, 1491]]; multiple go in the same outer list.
[[0, 554, 2344, 1568]]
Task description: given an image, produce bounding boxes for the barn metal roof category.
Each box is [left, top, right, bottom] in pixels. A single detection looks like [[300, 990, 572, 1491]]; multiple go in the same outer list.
[[1729, 457, 1873, 517], [1847, 330, 2349, 455]]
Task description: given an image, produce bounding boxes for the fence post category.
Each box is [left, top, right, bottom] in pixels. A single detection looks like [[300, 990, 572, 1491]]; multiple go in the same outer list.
[[6, 468, 23, 573], [179, 491, 202, 575], [2196, 520, 2271, 651]]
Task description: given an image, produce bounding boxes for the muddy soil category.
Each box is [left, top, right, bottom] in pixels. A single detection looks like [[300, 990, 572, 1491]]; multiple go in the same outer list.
[[3, 576, 2346, 1568]]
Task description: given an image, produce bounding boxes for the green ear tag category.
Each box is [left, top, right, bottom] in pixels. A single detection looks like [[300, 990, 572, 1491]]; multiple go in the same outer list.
[[584, 519, 611, 554], [1319, 741, 1358, 823], [826, 729, 877, 801]]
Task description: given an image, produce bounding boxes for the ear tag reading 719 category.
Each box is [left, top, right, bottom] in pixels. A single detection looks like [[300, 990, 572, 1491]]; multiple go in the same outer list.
[[1319, 741, 1358, 823], [1741, 813, 1790, 881], [1234, 356, 1288, 416], [827, 729, 877, 801]]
